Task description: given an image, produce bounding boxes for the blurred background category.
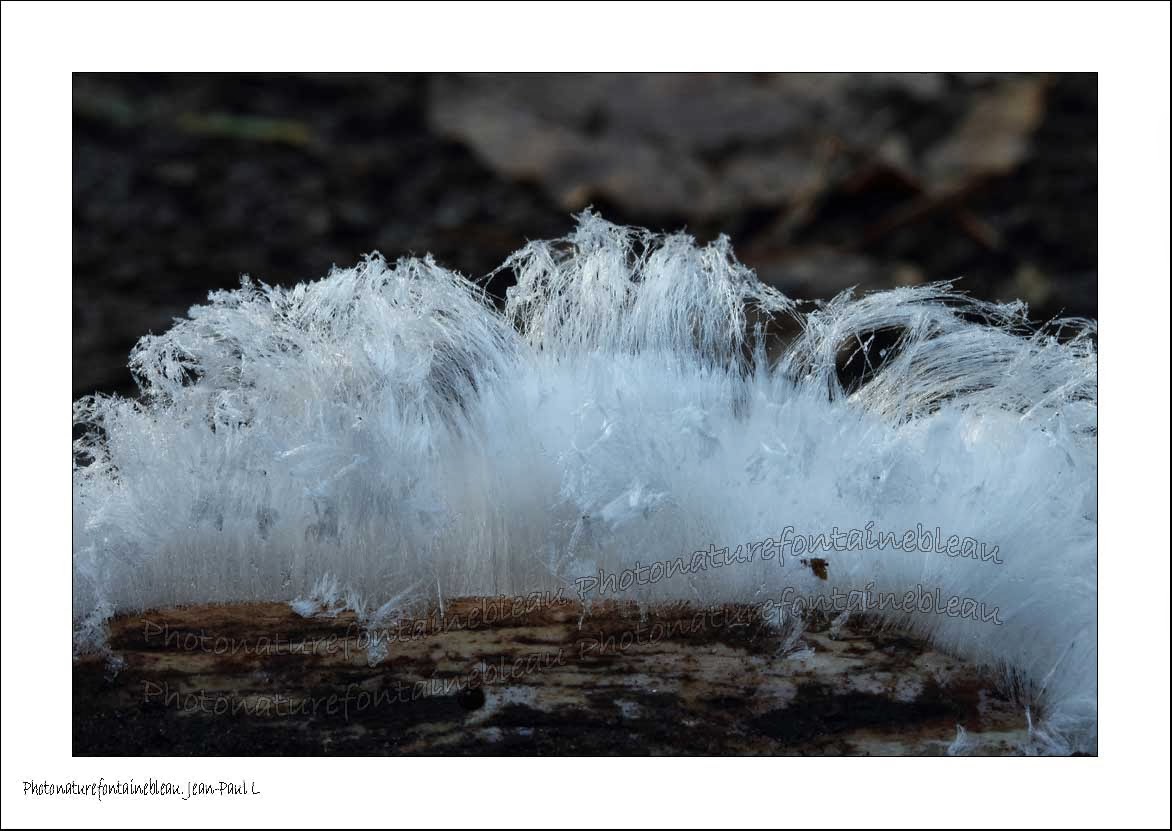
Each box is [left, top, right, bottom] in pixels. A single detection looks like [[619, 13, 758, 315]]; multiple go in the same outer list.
[[73, 73, 1096, 398]]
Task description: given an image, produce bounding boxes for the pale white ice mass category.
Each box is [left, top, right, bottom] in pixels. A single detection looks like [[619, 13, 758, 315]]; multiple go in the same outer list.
[[73, 212, 1097, 752]]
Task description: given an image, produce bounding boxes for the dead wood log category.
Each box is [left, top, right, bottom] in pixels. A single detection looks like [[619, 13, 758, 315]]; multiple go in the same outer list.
[[73, 598, 1031, 755]]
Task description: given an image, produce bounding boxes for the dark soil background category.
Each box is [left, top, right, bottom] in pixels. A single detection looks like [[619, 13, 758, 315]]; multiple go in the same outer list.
[[73, 73, 1096, 398]]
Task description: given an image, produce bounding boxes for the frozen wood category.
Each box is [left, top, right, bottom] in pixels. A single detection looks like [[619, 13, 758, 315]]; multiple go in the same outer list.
[[74, 598, 1033, 755]]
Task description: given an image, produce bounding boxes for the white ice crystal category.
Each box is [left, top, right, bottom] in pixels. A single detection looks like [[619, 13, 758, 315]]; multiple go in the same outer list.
[[73, 211, 1097, 752]]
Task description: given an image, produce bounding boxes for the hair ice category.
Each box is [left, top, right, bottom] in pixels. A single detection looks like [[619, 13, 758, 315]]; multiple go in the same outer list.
[[73, 212, 1097, 752]]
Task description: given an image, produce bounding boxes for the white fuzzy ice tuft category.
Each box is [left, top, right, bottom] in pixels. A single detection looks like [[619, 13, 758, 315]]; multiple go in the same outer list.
[[73, 212, 1097, 751]]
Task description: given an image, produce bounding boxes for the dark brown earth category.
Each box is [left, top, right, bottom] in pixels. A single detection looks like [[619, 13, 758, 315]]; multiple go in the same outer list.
[[73, 73, 1096, 399]]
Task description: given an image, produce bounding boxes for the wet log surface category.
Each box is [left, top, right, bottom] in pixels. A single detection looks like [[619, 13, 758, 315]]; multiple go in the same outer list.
[[74, 598, 1031, 755]]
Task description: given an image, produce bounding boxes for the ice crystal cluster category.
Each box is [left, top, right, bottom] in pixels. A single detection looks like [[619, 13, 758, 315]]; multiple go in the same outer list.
[[73, 213, 1097, 751]]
